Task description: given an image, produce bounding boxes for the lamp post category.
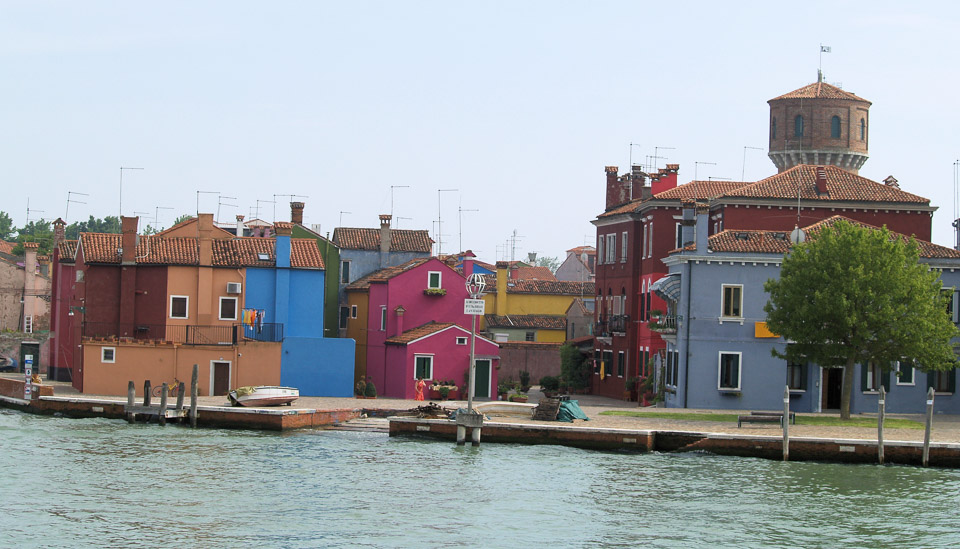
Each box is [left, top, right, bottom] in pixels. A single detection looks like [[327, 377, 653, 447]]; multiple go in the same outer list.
[[464, 273, 486, 412]]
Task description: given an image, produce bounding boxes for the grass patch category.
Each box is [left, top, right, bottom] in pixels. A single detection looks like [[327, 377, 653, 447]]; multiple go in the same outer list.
[[598, 410, 924, 429]]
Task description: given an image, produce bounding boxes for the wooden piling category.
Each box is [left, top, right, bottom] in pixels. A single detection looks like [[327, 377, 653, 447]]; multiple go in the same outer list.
[[923, 387, 934, 467], [190, 364, 199, 428], [143, 380, 152, 407], [878, 385, 886, 465], [782, 385, 790, 461], [175, 382, 185, 413], [158, 384, 169, 426], [126, 381, 136, 424]]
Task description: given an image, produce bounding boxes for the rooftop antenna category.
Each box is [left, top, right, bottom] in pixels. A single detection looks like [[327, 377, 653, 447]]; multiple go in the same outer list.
[[652, 146, 675, 172], [65, 191, 89, 238], [458, 199, 478, 254], [694, 161, 716, 202], [155, 206, 173, 230], [390, 186, 409, 218], [741, 146, 764, 181], [25, 198, 44, 225], [437, 188, 458, 256], [953, 160, 960, 250], [217, 196, 237, 224], [508, 229, 524, 262], [339, 211, 351, 227], [197, 191, 218, 217], [255, 198, 275, 222], [395, 216, 412, 229], [119, 166, 144, 218]]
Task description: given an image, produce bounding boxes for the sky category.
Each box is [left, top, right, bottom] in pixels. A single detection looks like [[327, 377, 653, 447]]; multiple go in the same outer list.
[[3, 1, 959, 262]]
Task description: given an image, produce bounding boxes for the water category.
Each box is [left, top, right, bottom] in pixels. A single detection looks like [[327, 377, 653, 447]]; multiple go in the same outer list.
[[1, 409, 959, 549]]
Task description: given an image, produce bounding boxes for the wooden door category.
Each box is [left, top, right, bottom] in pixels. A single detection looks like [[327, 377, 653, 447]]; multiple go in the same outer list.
[[212, 362, 231, 396], [473, 359, 491, 399]]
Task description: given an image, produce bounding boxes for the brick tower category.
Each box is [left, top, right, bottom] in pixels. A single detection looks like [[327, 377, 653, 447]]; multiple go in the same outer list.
[[767, 73, 871, 174]]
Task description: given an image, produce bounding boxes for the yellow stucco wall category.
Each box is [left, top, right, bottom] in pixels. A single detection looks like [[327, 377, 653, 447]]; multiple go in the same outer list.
[[82, 340, 281, 397], [480, 292, 578, 331]]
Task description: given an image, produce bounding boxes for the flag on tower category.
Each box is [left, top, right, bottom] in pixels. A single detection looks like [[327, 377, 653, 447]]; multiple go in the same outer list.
[[821, 45, 832, 53]]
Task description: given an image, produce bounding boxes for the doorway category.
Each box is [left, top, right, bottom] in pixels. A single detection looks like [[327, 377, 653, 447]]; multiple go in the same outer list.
[[821, 367, 843, 410], [211, 361, 231, 396], [474, 359, 491, 399]]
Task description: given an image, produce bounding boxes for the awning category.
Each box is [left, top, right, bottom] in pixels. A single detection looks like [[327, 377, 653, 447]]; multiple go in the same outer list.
[[650, 273, 681, 302]]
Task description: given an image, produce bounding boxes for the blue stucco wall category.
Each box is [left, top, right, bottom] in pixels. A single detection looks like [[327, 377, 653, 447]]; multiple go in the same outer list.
[[281, 336, 355, 396], [288, 269, 324, 337], [666, 254, 960, 415], [338, 249, 430, 304], [245, 268, 278, 324]]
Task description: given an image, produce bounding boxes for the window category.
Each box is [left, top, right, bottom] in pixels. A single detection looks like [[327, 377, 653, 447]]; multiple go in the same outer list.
[[101, 347, 116, 364], [672, 350, 679, 387], [646, 290, 652, 321], [351, 305, 357, 319], [606, 234, 616, 263], [721, 285, 742, 318], [170, 296, 189, 319], [718, 352, 741, 390], [621, 232, 628, 262], [380, 306, 387, 331], [794, 115, 804, 137], [895, 361, 914, 385], [641, 348, 648, 376], [456, 336, 467, 345], [612, 294, 621, 316], [641, 225, 647, 258], [860, 118, 866, 140], [617, 351, 625, 377], [340, 260, 351, 284], [594, 349, 601, 374], [494, 333, 509, 343], [831, 115, 841, 138], [603, 350, 613, 377], [339, 306, 349, 329], [930, 369, 956, 394], [943, 288, 958, 323], [787, 362, 807, 391], [219, 297, 238, 321], [621, 289, 627, 319], [771, 117, 777, 139], [597, 236, 604, 265], [647, 222, 653, 258], [863, 362, 882, 392], [428, 271, 442, 289], [675, 223, 683, 249], [666, 350, 674, 386], [525, 331, 536, 342], [414, 355, 433, 380]]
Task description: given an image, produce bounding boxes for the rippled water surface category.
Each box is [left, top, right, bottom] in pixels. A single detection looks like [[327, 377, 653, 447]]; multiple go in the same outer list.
[[2, 409, 959, 548]]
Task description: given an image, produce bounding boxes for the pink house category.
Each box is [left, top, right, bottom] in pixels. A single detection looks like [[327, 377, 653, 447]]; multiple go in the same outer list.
[[385, 322, 500, 399], [348, 257, 500, 399]]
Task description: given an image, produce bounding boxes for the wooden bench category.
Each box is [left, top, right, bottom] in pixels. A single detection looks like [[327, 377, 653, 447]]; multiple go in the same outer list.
[[738, 411, 796, 428]]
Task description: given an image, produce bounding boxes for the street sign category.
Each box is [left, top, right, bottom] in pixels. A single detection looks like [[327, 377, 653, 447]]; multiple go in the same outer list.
[[24, 354, 33, 400], [464, 298, 485, 315]]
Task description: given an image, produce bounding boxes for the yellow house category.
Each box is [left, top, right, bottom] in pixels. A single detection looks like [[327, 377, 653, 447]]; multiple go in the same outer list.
[[481, 261, 593, 343]]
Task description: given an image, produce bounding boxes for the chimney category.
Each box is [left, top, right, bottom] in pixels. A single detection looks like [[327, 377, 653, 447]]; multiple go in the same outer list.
[[495, 261, 509, 314], [120, 216, 138, 265], [883, 175, 900, 189], [815, 166, 829, 195], [290, 202, 304, 225], [198, 213, 213, 266], [695, 204, 710, 254], [680, 200, 696, 249], [379, 214, 392, 254], [462, 250, 476, 277], [394, 305, 405, 337], [235, 215, 245, 238], [605, 166, 631, 210], [53, 218, 66, 246], [652, 164, 680, 195], [527, 252, 537, 264], [273, 222, 292, 268]]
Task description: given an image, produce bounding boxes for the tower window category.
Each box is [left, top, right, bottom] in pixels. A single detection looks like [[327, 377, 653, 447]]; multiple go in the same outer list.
[[771, 117, 776, 139], [794, 115, 804, 137], [831, 116, 841, 138], [860, 118, 866, 141]]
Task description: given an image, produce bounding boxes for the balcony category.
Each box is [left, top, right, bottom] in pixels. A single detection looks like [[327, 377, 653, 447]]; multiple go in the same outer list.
[[648, 315, 678, 334], [595, 315, 629, 337], [82, 322, 284, 345]]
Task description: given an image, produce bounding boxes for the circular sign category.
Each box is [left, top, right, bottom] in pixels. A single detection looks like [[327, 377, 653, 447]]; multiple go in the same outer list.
[[465, 273, 486, 298]]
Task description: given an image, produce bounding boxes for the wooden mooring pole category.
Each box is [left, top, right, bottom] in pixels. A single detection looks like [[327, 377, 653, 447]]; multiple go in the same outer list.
[[158, 384, 169, 426], [923, 387, 934, 467], [126, 381, 136, 424], [877, 386, 885, 465], [175, 381, 185, 413], [190, 364, 199, 428], [143, 380, 152, 407], [782, 385, 790, 461]]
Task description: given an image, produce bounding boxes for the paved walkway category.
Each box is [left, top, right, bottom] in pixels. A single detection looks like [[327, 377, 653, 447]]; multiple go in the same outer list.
[[21, 377, 960, 443]]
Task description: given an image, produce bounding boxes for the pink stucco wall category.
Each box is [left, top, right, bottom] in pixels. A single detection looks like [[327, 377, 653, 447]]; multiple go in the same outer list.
[[384, 325, 500, 399]]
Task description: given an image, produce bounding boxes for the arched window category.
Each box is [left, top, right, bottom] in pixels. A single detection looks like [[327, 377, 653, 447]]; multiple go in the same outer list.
[[831, 116, 841, 138], [771, 117, 777, 139], [794, 115, 804, 137], [621, 288, 627, 318], [860, 118, 866, 141]]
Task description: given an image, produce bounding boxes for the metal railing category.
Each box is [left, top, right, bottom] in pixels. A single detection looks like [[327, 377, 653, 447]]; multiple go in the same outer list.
[[648, 315, 678, 334], [595, 315, 630, 336], [82, 322, 284, 345]]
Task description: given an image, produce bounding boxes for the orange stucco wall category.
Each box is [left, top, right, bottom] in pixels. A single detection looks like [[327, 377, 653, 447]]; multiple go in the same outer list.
[[82, 340, 280, 396], [345, 291, 369, 384], [166, 265, 245, 326]]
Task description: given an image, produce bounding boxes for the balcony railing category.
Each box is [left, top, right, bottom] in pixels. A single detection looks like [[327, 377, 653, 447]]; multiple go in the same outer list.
[[595, 315, 629, 337], [82, 322, 284, 345], [648, 315, 678, 334]]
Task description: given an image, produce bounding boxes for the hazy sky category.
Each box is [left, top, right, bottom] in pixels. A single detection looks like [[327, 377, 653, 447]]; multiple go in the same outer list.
[[3, 2, 959, 261]]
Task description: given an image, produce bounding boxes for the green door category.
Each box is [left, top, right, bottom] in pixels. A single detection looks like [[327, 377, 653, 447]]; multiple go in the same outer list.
[[474, 359, 491, 399]]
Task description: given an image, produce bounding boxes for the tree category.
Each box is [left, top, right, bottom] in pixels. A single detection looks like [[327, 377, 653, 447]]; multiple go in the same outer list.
[[559, 343, 591, 390], [66, 215, 121, 239], [173, 214, 194, 225], [764, 220, 958, 419], [531, 255, 560, 273], [13, 219, 54, 256], [0, 211, 14, 240]]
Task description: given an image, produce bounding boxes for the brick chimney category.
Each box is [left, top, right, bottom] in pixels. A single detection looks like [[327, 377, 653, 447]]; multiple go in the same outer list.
[[379, 214, 392, 254], [198, 213, 213, 266], [883, 175, 900, 189], [290, 202, 304, 225], [680, 200, 696, 249], [235, 215, 245, 238], [273, 222, 292, 268], [652, 164, 680, 195], [120, 216, 138, 265], [53, 218, 66, 246], [815, 166, 829, 195], [605, 166, 632, 210]]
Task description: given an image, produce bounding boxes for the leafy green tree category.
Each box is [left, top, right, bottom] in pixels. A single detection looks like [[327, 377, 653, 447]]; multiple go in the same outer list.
[[66, 215, 121, 238], [559, 343, 591, 390], [173, 214, 194, 225], [0, 211, 14, 240], [531, 255, 560, 273], [764, 220, 958, 419], [13, 219, 54, 256], [141, 224, 160, 235]]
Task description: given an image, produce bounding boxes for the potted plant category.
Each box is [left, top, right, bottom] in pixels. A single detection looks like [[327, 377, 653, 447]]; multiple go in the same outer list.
[[497, 379, 513, 401], [423, 288, 447, 296], [508, 387, 528, 403], [518, 369, 531, 392], [355, 379, 367, 398], [363, 378, 377, 399], [625, 376, 640, 402], [539, 375, 560, 398]]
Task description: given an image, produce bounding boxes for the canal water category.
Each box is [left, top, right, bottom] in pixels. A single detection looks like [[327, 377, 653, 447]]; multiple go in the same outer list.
[[1, 409, 958, 548]]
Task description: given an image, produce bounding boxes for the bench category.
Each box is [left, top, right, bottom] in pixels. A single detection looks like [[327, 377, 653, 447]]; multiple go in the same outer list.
[[738, 411, 796, 428]]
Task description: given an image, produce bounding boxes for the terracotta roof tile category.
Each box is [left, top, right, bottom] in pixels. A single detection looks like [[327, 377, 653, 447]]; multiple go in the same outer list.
[[480, 275, 594, 296], [721, 165, 928, 204], [0, 241, 15, 255], [484, 315, 567, 330], [653, 180, 752, 201], [512, 266, 557, 281], [333, 227, 433, 252], [769, 81, 870, 103], [385, 321, 459, 345], [345, 257, 434, 290], [57, 240, 78, 262], [78, 233, 324, 268]]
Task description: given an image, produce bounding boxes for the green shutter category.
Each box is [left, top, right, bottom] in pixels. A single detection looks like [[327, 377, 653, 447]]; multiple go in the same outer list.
[[860, 363, 868, 392], [881, 369, 891, 392], [927, 370, 935, 391]]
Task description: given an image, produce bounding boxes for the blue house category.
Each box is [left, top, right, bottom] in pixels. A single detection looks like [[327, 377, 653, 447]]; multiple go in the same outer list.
[[656, 206, 960, 415], [245, 222, 355, 396]]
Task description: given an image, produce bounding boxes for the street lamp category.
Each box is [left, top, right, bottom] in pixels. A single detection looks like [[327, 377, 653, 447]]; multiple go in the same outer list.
[[464, 273, 486, 413]]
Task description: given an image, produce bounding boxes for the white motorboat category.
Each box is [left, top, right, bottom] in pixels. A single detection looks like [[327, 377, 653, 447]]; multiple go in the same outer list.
[[228, 386, 299, 407]]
